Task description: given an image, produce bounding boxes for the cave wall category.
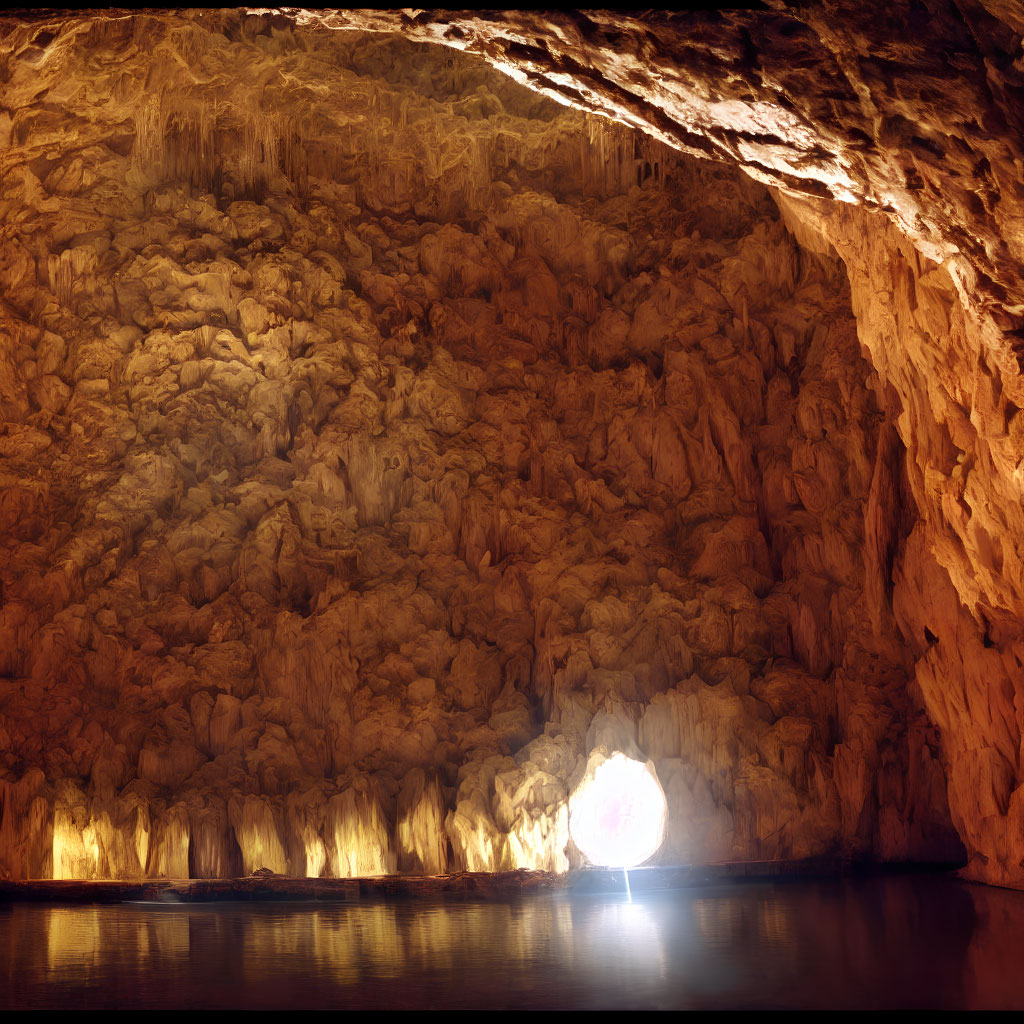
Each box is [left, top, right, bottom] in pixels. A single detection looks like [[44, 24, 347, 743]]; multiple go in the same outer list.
[[0, 5, 1013, 881], [278, 3, 1024, 888], [777, 193, 1024, 885]]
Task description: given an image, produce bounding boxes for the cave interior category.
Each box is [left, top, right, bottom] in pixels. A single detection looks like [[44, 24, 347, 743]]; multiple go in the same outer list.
[[1, 5, 1024, 895]]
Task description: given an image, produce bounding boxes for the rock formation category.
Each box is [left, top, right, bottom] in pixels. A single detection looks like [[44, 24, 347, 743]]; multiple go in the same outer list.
[[0, 4, 1020, 886]]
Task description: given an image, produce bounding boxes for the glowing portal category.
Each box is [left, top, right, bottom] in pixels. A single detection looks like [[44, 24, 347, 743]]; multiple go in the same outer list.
[[569, 752, 668, 868]]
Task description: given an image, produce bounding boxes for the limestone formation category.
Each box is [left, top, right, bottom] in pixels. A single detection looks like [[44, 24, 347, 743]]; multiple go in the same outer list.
[[276, 4, 1024, 888], [0, 4, 1020, 886]]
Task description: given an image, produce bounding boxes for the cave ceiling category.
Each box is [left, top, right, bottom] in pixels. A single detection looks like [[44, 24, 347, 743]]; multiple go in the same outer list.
[[277, 6, 1024, 330]]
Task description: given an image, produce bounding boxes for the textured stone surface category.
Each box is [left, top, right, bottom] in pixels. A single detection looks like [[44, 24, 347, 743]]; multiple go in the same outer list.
[[284, 5, 1024, 322], [0, 4, 1019, 883], [270, 3, 1024, 889]]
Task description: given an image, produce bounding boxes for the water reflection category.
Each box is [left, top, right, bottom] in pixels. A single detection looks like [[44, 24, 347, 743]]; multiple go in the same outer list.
[[2, 876, 1023, 1009]]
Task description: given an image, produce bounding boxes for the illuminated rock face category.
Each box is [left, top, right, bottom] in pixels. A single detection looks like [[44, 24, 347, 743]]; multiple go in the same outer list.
[[0, 5, 1016, 883]]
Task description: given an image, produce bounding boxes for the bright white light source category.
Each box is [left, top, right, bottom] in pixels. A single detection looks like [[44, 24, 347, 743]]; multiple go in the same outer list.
[[569, 752, 668, 868]]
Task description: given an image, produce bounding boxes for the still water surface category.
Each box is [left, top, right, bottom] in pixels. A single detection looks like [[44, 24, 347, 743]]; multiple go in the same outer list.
[[2, 874, 1022, 1009]]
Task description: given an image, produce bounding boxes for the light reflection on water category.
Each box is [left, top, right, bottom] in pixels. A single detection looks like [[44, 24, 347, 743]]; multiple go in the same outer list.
[[3, 876, 1024, 1009]]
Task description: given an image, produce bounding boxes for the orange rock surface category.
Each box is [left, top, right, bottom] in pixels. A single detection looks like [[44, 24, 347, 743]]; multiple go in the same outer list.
[[0, 5, 1019, 884]]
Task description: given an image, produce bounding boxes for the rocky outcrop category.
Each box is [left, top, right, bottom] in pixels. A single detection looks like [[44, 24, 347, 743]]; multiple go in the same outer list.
[[777, 194, 1024, 886], [0, 5, 1018, 883]]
